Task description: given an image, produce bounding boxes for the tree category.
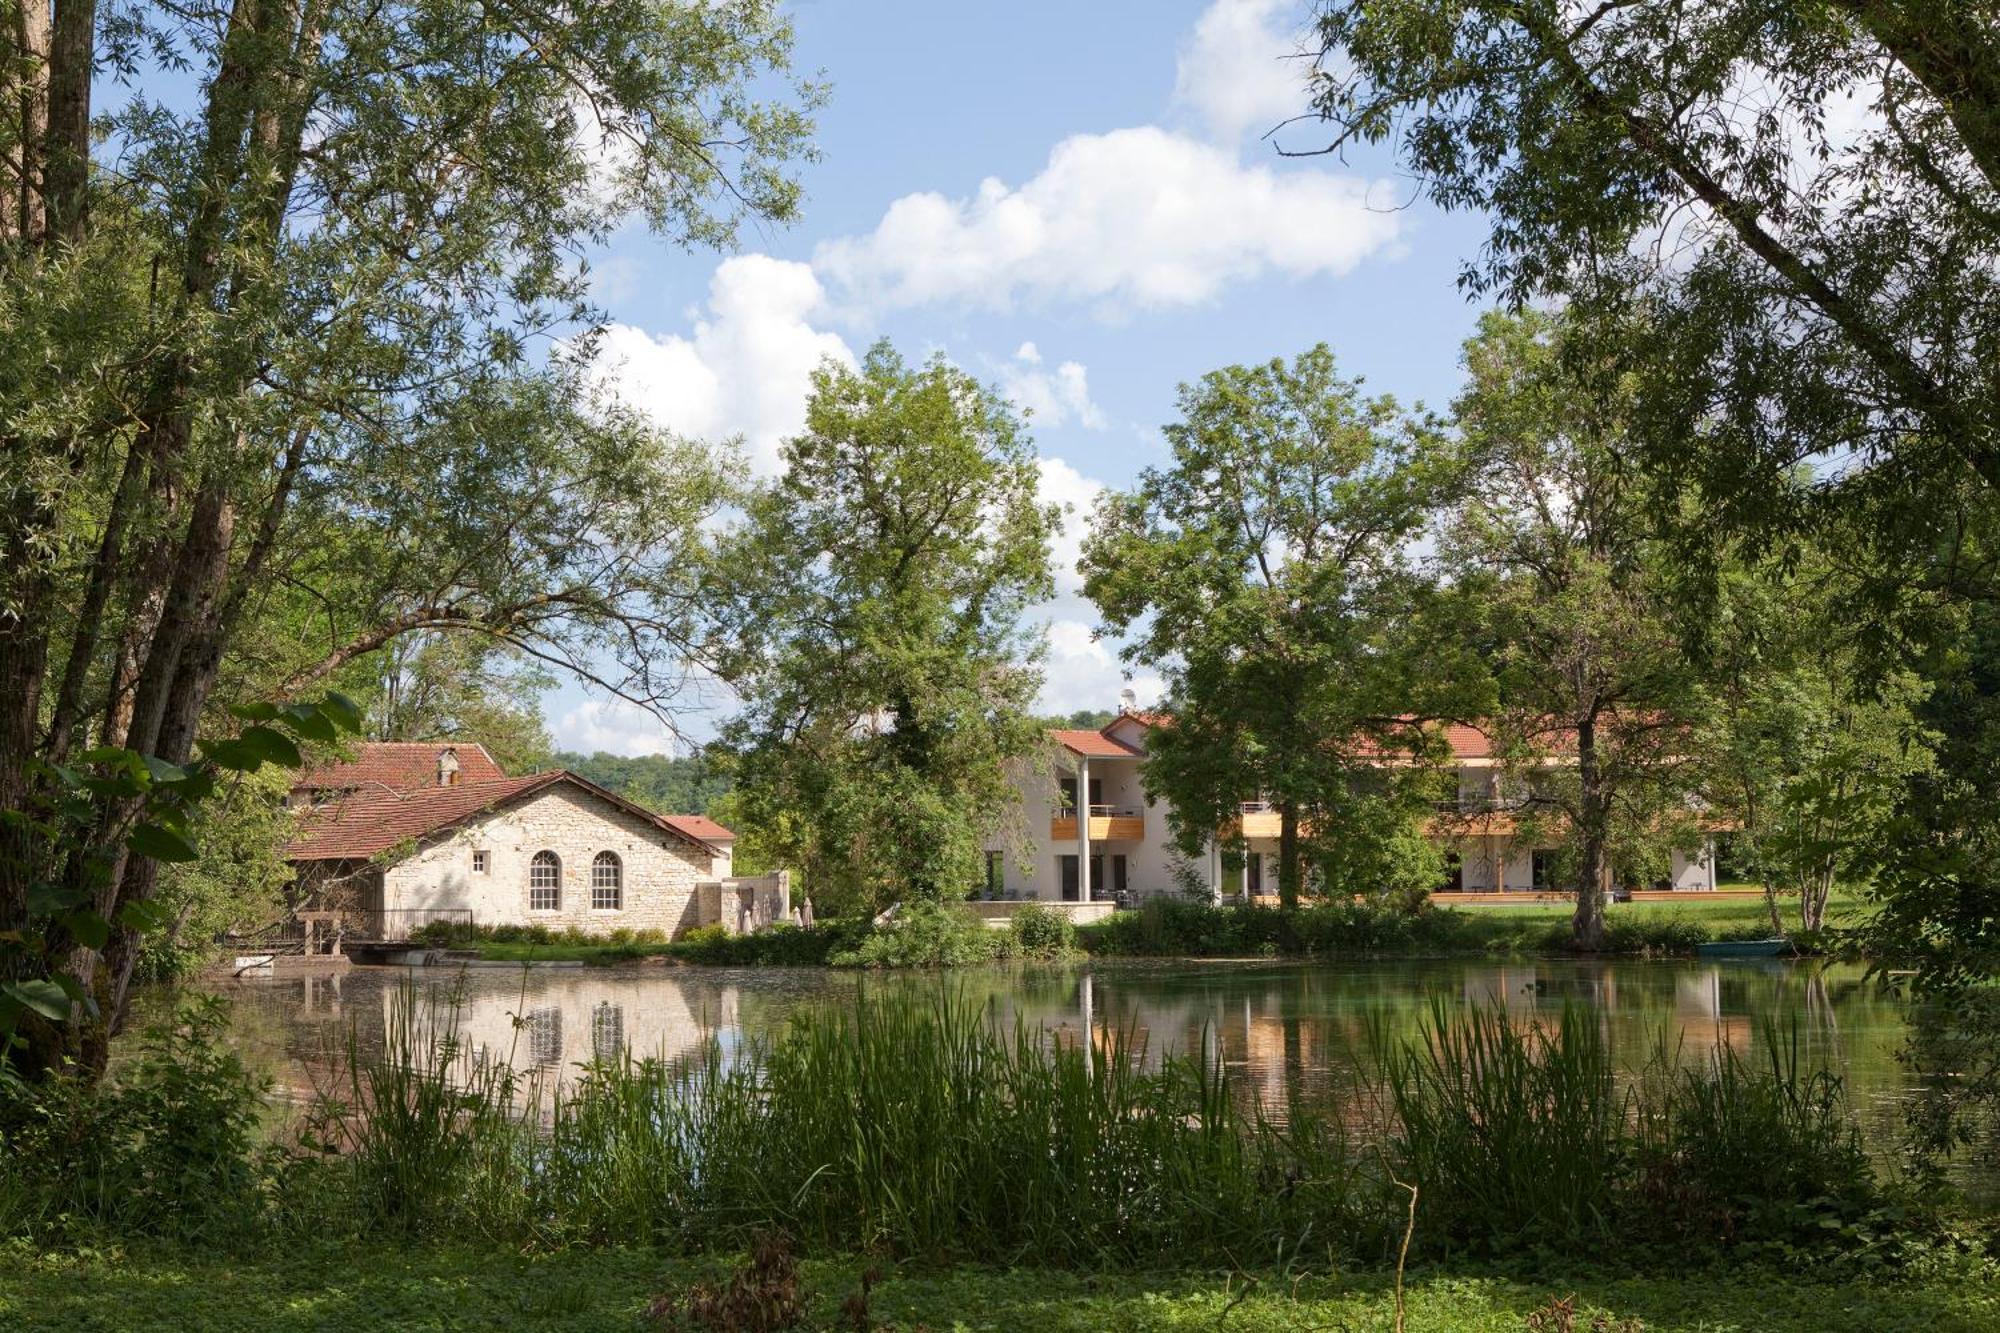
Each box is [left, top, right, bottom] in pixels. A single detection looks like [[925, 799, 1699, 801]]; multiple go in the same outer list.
[[1309, 2, 2000, 617], [358, 634, 553, 775], [713, 344, 1056, 913], [1082, 345, 1473, 910], [0, 0, 815, 1076], [1442, 311, 1710, 950], [552, 750, 733, 815], [1700, 556, 1938, 935]]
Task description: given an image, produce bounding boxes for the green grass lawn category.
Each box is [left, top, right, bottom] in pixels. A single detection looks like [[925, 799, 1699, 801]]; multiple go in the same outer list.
[[3, 1243, 1993, 1332], [1451, 888, 1869, 931]]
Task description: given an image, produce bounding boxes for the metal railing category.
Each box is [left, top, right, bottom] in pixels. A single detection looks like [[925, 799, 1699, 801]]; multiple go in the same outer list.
[[343, 907, 475, 941]]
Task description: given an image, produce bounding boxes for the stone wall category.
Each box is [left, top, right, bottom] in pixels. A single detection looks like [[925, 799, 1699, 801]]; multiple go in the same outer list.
[[382, 784, 713, 936]]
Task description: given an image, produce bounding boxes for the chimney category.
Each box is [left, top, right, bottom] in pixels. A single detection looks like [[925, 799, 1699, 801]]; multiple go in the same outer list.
[[437, 747, 461, 787]]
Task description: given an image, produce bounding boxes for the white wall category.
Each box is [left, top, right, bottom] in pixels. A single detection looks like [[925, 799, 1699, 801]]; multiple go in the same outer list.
[[382, 784, 713, 935]]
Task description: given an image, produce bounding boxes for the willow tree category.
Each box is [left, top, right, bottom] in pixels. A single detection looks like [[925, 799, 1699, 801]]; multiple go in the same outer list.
[[0, 0, 815, 1074], [1082, 345, 1474, 910], [1310, 1, 2000, 614], [714, 344, 1057, 912]]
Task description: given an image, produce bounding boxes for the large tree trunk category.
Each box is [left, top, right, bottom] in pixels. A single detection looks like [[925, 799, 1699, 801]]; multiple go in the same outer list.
[[1277, 798, 1302, 910], [1572, 716, 1608, 951]]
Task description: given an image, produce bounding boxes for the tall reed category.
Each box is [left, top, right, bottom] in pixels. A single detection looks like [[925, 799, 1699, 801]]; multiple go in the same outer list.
[[287, 982, 1885, 1265]]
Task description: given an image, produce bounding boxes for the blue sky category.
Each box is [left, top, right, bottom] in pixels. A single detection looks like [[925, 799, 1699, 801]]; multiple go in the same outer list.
[[552, 0, 1495, 755]]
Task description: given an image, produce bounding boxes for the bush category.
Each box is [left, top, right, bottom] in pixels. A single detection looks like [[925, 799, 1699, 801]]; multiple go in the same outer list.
[[667, 921, 862, 967], [829, 901, 1004, 968], [0, 998, 267, 1243], [1008, 903, 1078, 960]]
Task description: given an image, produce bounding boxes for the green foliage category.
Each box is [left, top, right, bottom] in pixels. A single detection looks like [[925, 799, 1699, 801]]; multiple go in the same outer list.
[[357, 635, 555, 775], [1007, 903, 1079, 961], [5, 1244, 1997, 1333], [1310, 2, 2000, 620], [1441, 310, 1714, 948], [829, 902, 1006, 968], [551, 751, 733, 816], [64, 987, 1904, 1276], [1380, 1003, 1886, 1257], [1, 693, 360, 1069], [0, 999, 267, 1243], [1083, 344, 1475, 908], [1078, 897, 1823, 962], [139, 768, 298, 983], [715, 343, 1057, 912]]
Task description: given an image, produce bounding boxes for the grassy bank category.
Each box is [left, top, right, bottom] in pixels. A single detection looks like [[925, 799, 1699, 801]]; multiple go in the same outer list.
[[1076, 893, 1863, 961], [5, 1242, 1996, 1332], [427, 893, 1863, 968]]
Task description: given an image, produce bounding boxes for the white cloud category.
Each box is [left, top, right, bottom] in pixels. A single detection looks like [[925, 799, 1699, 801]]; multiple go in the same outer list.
[[1001, 347, 1106, 430], [1173, 0, 1314, 143], [1035, 455, 1108, 599], [590, 254, 855, 476], [1037, 620, 1166, 717], [555, 697, 680, 758], [813, 126, 1402, 318]]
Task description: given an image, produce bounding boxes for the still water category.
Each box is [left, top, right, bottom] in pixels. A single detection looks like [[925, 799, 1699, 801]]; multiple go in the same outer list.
[[172, 957, 1928, 1159]]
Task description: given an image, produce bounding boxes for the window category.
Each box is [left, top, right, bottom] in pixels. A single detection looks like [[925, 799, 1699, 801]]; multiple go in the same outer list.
[[529, 850, 561, 910], [471, 849, 489, 874], [1112, 854, 1128, 895], [591, 1004, 625, 1064], [527, 1007, 562, 1066], [591, 851, 623, 911], [984, 850, 1003, 898], [1058, 854, 1080, 901], [1531, 849, 1560, 890]]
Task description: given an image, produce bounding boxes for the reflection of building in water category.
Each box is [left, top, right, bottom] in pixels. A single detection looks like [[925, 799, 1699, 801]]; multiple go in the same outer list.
[[398, 974, 737, 1094]]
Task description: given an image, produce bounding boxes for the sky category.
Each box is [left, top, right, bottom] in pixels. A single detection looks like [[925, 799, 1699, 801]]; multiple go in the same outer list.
[[550, 0, 1495, 756]]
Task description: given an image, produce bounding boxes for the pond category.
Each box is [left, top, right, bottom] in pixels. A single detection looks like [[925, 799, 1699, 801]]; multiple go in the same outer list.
[[158, 956, 1944, 1173]]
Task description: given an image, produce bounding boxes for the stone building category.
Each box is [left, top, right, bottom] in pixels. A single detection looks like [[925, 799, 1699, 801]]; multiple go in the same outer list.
[[286, 743, 777, 939]]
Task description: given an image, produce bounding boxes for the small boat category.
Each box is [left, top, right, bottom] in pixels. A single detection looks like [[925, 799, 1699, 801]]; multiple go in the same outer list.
[[1695, 938, 1791, 959]]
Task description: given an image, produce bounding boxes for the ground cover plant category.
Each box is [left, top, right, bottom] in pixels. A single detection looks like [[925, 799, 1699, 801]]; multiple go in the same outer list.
[[3, 1242, 1997, 1332]]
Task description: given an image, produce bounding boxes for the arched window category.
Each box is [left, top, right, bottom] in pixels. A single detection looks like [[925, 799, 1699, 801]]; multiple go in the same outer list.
[[591, 851, 623, 911], [529, 850, 561, 911]]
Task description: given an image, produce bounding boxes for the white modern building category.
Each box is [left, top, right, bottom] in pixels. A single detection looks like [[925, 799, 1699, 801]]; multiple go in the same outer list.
[[982, 711, 1720, 908]]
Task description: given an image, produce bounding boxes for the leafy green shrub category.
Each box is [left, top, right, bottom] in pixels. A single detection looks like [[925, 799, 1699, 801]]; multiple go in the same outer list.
[[1008, 903, 1078, 960], [667, 921, 859, 967], [0, 998, 266, 1243], [830, 901, 1004, 968]]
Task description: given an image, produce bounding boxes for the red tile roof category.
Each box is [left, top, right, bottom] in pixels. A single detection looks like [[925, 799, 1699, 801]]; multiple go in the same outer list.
[[661, 814, 734, 842], [287, 770, 719, 861], [1050, 728, 1145, 758], [293, 741, 506, 796]]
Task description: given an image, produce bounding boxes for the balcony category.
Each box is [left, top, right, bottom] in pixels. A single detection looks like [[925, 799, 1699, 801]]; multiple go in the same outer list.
[[1227, 800, 1282, 839], [1050, 804, 1145, 842]]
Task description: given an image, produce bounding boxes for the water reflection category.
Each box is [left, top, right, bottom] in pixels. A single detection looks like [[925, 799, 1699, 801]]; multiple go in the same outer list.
[[180, 959, 1919, 1150]]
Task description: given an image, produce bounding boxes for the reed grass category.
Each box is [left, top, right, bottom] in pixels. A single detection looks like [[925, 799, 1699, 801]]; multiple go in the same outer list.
[[276, 980, 1889, 1268]]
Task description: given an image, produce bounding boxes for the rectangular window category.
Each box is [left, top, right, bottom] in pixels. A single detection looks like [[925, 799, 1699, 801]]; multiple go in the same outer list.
[[1058, 855, 1080, 901], [471, 850, 489, 874], [984, 850, 1003, 897], [1247, 852, 1264, 897], [1531, 849, 1559, 890], [1112, 854, 1128, 895], [1057, 777, 1078, 811]]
